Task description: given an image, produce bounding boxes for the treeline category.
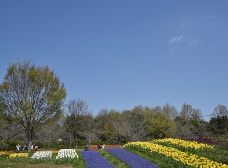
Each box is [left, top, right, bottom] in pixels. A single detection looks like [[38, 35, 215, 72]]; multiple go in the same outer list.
[[1, 99, 228, 150], [63, 100, 228, 145], [0, 60, 227, 150]]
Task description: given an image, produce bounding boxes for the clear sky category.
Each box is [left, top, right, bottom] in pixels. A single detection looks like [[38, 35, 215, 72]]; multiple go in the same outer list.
[[1, 1, 228, 120]]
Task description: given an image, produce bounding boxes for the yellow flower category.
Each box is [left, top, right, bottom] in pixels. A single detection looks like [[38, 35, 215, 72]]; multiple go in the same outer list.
[[124, 141, 228, 168]]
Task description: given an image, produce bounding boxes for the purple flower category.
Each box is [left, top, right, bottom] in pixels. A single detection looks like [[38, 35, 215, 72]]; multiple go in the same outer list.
[[106, 148, 160, 168], [82, 150, 114, 168]]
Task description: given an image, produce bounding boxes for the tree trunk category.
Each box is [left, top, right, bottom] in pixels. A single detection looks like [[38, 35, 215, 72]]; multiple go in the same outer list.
[[28, 140, 32, 152]]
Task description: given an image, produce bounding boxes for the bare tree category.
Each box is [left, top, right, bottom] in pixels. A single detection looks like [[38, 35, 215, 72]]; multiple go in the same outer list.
[[64, 99, 91, 146], [163, 103, 179, 120], [122, 106, 147, 142], [211, 104, 228, 118]]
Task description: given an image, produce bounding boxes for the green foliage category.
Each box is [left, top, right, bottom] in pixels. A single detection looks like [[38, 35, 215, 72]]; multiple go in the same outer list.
[[55, 157, 78, 165], [8, 156, 29, 163], [72, 151, 86, 168], [145, 111, 176, 139], [0, 153, 10, 161], [1, 139, 22, 150], [209, 116, 228, 135]]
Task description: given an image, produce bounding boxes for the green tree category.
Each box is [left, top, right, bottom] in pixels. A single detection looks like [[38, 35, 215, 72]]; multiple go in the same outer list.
[[145, 109, 176, 139], [0, 60, 66, 151], [209, 116, 228, 135], [95, 109, 117, 144], [95, 109, 129, 144], [95, 109, 111, 143]]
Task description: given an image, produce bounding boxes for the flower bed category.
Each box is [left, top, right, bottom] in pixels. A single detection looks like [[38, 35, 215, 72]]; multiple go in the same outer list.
[[30, 151, 52, 163], [106, 148, 160, 168], [153, 138, 214, 150], [82, 150, 114, 168], [8, 153, 28, 162], [56, 149, 78, 164], [0, 151, 9, 156], [185, 137, 228, 147], [0, 151, 10, 160], [124, 141, 228, 168]]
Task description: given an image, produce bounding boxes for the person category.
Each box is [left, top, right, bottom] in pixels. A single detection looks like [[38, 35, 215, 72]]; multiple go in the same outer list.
[[16, 143, 21, 153], [31, 144, 34, 151], [22, 144, 27, 152], [85, 144, 89, 151], [97, 144, 102, 150], [34, 145, 38, 151], [101, 144, 105, 149]]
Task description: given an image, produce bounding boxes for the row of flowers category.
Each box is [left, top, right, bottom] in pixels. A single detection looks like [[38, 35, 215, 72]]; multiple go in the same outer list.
[[123, 141, 228, 168], [185, 137, 228, 146], [30, 151, 52, 163], [81, 150, 115, 168], [56, 149, 78, 164], [152, 138, 214, 150], [7, 153, 29, 162], [2, 149, 78, 164], [106, 148, 160, 168]]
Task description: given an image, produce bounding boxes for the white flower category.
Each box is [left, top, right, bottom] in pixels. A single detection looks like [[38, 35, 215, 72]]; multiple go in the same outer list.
[[31, 151, 52, 160], [56, 149, 78, 159]]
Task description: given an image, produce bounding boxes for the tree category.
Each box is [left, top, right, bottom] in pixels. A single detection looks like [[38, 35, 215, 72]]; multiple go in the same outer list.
[[83, 114, 97, 146], [179, 103, 202, 126], [162, 103, 178, 120], [179, 103, 194, 120], [64, 99, 90, 147], [211, 104, 228, 118], [145, 109, 176, 139], [122, 106, 147, 142], [95, 109, 126, 144], [0, 103, 7, 136], [95, 109, 112, 143], [209, 116, 228, 135], [0, 103, 9, 150], [209, 104, 228, 136], [36, 117, 64, 149], [108, 110, 128, 145], [0, 60, 66, 151]]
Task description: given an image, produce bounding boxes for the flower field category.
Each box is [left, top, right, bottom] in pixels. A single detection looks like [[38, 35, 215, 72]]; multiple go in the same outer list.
[[82, 150, 115, 168], [0, 138, 227, 168], [106, 148, 160, 168]]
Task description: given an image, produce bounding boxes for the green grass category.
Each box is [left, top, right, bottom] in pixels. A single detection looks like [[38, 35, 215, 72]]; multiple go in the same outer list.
[[0, 162, 74, 168], [71, 151, 86, 168], [98, 149, 130, 168]]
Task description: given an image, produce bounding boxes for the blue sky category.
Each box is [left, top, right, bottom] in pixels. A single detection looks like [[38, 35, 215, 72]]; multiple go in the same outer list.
[[1, 1, 228, 120]]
